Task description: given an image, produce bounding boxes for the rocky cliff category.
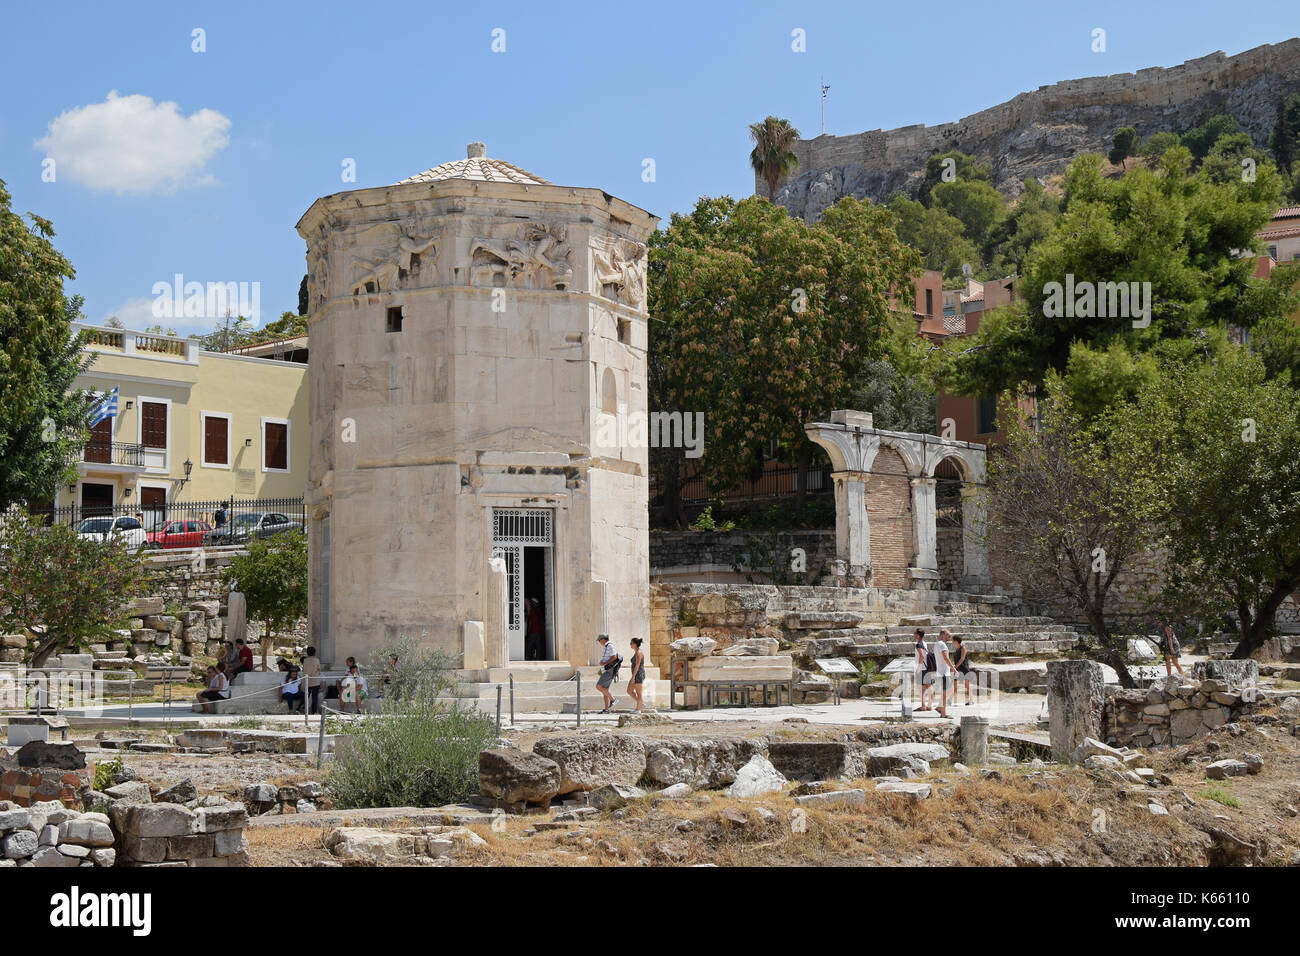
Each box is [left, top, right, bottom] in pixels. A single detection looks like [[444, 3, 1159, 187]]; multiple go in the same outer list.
[[771, 40, 1300, 220]]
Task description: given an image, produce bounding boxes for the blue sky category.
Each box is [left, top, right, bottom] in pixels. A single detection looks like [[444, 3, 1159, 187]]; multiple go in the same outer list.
[[1, 0, 1295, 335]]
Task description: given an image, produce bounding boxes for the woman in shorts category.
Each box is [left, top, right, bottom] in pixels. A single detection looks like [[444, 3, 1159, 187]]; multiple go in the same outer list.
[[1162, 623, 1184, 678]]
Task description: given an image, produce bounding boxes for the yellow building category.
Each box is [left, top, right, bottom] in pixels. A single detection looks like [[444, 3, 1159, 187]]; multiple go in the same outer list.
[[56, 323, 308, 525]]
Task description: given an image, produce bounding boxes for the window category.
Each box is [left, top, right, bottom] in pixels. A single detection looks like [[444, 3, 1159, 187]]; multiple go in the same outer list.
[[976, 395, 997, 435], [263, 419, 289, 471], [386, 306, 403, 333], [141, 402, 167, 450], [925, 288, 933, 316], [85, 416, 113, 463], [203, 414, 229, 466]]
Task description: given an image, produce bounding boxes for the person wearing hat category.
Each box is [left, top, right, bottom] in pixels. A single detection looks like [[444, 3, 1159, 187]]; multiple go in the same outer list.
[[596, 634, 621, 713]]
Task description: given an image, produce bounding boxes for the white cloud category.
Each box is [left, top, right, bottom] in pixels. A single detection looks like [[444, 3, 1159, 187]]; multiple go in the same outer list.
[[99, 296, 209, 336], [35, 91, 231, 195]]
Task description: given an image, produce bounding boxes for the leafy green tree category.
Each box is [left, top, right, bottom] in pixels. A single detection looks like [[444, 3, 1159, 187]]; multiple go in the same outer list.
[[0, 509, 147, 667], [948, 148, 1285, 404], [1200, 132, 1267, 185], [256, 311, 309, 341], [651, 195, 922, 506], [195, 314, 257, 352], [887, 194, 979, 279], [917, 150, 993, 207], [0, 180, 94, 509], [985, 383, 1154, 687], [1181, 113, 1240, 161], [1140, 131, 1182, 161], [931, 178, 1008, 253], [849, 356, 936, 433], [1110, 347, 1300, 658], [1269, 93, 1300, 172], [987, 177, 1061, 276], [1108, 127, 1139, 169], [749, 116, 801, 198], [222, 530, 307, 669]]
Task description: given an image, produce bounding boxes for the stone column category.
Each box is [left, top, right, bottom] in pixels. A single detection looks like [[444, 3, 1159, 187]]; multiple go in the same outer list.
[[960, 715, 989, 766], [1046, 659, 1104, 761], [960, 484, 990, 588], [910, 477, 938, 571], [832, 472, 870, 581], [484, 557, 509, 670], [226, 592, 247, 646]]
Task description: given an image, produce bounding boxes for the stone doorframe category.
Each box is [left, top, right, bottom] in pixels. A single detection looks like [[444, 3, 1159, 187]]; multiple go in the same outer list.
[[805, 410, 989, 590]]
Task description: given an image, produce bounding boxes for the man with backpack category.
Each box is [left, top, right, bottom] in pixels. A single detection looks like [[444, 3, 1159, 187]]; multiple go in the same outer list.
[[596, 634, 621, 714]]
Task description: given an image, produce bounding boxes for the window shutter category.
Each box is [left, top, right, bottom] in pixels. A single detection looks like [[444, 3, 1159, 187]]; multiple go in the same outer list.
[[141, 402, 168, 449], [265, 422, 288, 470], [204, 416, 228, 465]]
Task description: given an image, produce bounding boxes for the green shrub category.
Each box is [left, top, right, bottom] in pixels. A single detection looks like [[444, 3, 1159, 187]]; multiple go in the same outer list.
[[365, 634, 460, 703], [327, 698, 497, 809], [93, 754, 124, 792], [689, 505, 735, 532]]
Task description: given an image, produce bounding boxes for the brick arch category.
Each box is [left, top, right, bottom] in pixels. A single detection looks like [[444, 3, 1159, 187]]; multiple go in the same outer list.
[[865, 446, 912, 589]]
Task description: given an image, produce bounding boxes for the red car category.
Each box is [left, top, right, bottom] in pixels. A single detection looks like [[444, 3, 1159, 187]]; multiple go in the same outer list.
[[146, 519, 213, 549]]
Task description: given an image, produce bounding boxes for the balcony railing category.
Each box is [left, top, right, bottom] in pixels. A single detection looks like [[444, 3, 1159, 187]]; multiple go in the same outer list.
[[81, 440, 145, 467]]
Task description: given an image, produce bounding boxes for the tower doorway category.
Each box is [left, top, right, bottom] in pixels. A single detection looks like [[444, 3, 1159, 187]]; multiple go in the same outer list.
[[491, 508, 555, 661]]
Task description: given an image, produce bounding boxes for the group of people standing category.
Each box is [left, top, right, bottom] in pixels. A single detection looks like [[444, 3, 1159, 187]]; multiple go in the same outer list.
[[912, 628, 976, 719]]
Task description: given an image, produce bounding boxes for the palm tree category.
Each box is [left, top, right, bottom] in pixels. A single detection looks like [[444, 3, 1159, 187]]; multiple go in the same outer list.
[[749, 116, 801, 199]]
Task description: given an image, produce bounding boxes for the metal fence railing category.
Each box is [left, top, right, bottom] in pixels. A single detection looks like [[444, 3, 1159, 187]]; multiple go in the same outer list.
[[33, 496, 306, 542]]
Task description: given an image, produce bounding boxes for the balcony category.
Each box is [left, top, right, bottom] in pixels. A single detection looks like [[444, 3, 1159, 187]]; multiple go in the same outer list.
[[82, 440, 146, 468]]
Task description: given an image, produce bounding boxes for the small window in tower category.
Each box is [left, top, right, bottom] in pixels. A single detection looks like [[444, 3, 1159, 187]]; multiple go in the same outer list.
[[386, 306, 404, 333], [617, 318, 630, 343]]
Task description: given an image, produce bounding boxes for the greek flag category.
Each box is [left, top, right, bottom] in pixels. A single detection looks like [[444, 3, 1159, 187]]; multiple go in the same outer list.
[[88, 387, 118, 428]]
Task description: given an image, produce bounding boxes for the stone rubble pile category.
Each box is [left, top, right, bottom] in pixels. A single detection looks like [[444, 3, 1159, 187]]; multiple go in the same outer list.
[[0, 800, 116, 868]]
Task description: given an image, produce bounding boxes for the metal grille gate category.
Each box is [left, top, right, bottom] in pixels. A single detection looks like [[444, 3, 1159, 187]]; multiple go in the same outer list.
[[491, 508, 554, 660]]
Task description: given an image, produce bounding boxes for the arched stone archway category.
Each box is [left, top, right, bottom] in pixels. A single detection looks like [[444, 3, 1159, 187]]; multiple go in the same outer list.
[[805, 410, 989, 591]]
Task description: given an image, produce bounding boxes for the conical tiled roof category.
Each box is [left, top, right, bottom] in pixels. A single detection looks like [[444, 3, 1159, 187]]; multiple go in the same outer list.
[[396, 142, 551, 186]]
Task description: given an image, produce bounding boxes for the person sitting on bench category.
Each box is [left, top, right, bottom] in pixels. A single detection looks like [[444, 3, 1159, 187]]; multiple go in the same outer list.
[[196, 664, 230, 714]]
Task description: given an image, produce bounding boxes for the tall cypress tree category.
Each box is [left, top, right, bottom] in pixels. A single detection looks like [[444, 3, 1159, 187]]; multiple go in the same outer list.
[[0, 179, 93, 510]]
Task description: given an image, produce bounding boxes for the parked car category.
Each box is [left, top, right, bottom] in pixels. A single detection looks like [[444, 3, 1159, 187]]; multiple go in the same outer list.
[[203, 512, 302, 545], [146, 519, 213, 550], [74, 516, 148, 549]]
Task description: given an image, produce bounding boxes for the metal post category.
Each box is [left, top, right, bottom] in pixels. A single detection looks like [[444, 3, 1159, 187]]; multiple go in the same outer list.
[[509, 674, 514, 727], [576, 671, 582, 728], [316, 706, 326, 771], [495, 685, 502, 737]]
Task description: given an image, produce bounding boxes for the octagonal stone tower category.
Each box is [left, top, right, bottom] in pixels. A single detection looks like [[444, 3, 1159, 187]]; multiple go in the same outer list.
[[297, 143, 657, 674]]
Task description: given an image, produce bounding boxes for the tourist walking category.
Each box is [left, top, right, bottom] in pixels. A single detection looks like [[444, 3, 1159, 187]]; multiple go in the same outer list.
[[596, 634, 621, 713], [1162, 623, 1185, 678], [933, 630, 955, 718], [951, 634, 975, 704], [914, 629, 932, 711], [626, 637, 646, 712], [302, 645, 322, 714]]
